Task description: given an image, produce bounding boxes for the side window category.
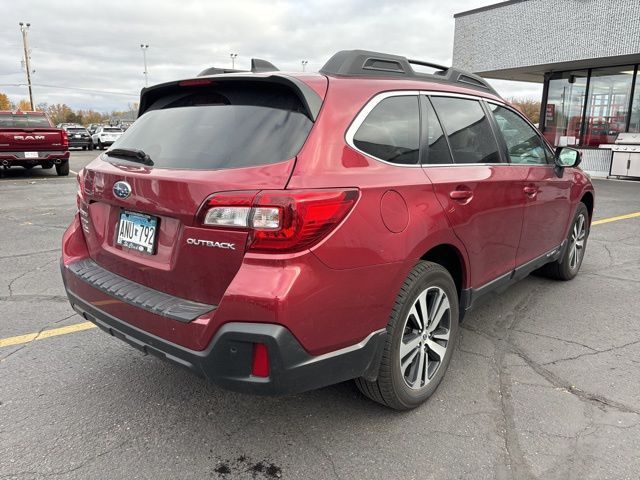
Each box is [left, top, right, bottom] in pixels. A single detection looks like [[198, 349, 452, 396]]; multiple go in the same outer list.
[[489, 104, 550, 164], [353, 95, 420, 165], [431, 97, 502, 164], [422, 96, 453, 164]]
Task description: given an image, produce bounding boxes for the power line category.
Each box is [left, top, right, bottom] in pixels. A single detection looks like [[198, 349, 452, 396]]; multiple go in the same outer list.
[[0, 83, 138, 97]]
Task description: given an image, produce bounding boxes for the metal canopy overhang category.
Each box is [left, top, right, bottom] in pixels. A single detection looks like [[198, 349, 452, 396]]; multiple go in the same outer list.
[[476, 53, 640, 83]]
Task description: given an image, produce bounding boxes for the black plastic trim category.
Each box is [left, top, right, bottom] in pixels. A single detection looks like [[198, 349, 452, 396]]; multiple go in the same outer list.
[[139, 74, 323, 122], [461, 242, 565, 312], [319, 49, 501, 97], [66, 291, 387, 396], [66, 259, 216, 323]]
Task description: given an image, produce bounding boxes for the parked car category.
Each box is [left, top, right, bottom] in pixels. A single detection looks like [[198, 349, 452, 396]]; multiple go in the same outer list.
[[63, 125, 92, 150], [61, 50, 594, 409], [0, 110, 70, 175], [91, 126, 123, 150], [87, 123, 104, 136]]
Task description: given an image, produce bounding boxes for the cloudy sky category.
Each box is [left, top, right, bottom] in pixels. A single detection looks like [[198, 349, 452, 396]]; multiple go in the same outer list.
[[1, 0, 542, 112]]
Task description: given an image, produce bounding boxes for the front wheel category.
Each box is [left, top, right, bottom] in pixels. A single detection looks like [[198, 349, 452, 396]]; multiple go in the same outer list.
[[536, 202, 589, 281], [97, 140, 103, 150], [355, 261, 459, 410]]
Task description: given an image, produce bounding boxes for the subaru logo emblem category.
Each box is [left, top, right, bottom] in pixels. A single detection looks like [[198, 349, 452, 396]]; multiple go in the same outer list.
[[113, 181, 131, 200]]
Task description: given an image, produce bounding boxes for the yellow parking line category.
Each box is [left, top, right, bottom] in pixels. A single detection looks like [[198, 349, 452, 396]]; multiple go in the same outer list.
[[592, 212, 640, 226], [0, 322, 96, 349]]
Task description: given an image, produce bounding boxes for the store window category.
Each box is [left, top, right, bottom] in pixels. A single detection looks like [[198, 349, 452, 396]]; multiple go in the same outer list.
[[582, 66, 635, 146], [543, 71, 588, 147], [629, 68, 640, 133]]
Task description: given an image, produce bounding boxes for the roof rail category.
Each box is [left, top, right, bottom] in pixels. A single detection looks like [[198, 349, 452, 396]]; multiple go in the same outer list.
[[197, 58, 279, 77], [319, 49, 500, 97]]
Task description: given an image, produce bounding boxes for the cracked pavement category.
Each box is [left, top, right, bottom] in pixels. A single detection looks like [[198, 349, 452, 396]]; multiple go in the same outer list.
[[1, 156, 639, 480]]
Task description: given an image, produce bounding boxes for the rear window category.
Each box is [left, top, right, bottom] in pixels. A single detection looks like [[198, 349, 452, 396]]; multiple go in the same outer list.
[[0, 114, 51, 128], [103, 127, 122, 132], [68, 128, 86, 133], [109, 82, 314, 170]]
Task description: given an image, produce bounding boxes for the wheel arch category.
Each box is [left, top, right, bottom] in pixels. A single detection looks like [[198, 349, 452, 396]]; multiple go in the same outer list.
[[580, 191, 594, 223], [420, 244, 467, 297]]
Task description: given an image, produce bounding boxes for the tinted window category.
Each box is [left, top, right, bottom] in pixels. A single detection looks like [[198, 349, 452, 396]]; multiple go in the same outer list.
[[431, 97, 501, 164], [0, 114, 51, 128], [353, 96, 419, 165], [422, 97, 453, 164], [489, 104, 550, 164], [109, 83, 313, 170]]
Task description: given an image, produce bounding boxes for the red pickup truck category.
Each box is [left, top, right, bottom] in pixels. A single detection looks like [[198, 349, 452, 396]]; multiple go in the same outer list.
[[0, 110, 70, 175]]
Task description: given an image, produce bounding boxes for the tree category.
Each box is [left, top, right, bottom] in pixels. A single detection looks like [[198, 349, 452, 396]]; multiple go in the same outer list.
[[508, 97, 541, 125], [0, 93, 11, 110], [17, 99, 33, 111], [45, 103, 74, 125]]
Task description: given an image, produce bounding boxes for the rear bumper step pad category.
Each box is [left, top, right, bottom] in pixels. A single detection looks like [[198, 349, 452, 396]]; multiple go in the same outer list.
[[66, 258, 216, 323]]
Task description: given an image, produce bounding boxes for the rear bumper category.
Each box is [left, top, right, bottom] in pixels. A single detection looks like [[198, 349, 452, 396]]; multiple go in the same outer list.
[[68, 139, 91, 147], [66, 290, 386, 395], [0, 151, 69, 162]]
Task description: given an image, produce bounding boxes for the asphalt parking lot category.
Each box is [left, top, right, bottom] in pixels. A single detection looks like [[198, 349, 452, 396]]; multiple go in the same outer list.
[[1, 152, 639, 480]]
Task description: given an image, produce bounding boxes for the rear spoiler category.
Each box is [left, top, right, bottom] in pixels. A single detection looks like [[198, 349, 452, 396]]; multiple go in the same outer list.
[[138, 73, 322, 121], [196, 58, 280, 77]]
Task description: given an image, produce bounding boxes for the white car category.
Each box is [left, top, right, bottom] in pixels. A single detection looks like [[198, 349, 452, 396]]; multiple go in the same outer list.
[[91, 126, 123, 150]]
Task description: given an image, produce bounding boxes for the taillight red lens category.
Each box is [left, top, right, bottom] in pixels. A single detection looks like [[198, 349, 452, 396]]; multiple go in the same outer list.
[[197, 189, 359, 253], [251, 343, 270, 377], [249, 189, 359, 252], [61, 129, 69, 148]]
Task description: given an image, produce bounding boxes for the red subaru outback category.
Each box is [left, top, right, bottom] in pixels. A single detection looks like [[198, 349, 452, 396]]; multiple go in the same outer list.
[[61, 50, 594, 409]]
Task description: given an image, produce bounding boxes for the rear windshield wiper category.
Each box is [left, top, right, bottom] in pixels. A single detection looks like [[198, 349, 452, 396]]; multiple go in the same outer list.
[[105, 148, 154, 166]]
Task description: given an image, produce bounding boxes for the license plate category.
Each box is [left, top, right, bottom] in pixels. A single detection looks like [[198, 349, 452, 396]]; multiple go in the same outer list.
[[24, 151, 38, 158], [74, 134, 81, 138], [116, 211, 158, 254]]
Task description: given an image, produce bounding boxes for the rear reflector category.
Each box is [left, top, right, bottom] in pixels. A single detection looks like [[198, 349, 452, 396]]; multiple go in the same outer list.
[[197, 189, 359, 253], [252, 343, 269, 377]]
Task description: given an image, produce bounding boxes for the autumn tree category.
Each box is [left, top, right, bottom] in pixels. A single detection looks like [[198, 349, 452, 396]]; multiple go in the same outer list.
[[17, 99, 33, 111], [0, 93, 11, 110], [508, 97, 541, 125]]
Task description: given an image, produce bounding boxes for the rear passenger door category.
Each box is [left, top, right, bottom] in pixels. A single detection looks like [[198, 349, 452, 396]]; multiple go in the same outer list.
[[487, 103, 572, 266], [422, 95, 527, 288]]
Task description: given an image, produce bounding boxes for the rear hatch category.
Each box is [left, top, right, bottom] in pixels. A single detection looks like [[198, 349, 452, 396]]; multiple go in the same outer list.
[[79, 77, 323, 306], [0, 112, 65, 152]]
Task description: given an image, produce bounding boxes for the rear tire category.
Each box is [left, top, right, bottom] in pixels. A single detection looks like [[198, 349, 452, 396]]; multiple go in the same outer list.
[[355, 261, 459, 410], [97, 140, 103, 150], [55, 161, 70, 176], [536, 202, 589, 281]]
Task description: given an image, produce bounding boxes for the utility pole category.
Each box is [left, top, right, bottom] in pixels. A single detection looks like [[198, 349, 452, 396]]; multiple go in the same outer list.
[[301, 60, 308, 72], [140, 44, 149, 87], [230, 53, 238, 69], [19, 22, 34, 110]]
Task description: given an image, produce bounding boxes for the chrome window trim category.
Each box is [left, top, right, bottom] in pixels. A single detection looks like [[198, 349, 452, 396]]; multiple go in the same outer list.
[[345, 90, 422, 168], [345, 89, 525, 168]]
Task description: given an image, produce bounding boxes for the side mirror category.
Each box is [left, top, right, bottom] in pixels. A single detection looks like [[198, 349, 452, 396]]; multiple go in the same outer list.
[[555, 147, 582, 168]]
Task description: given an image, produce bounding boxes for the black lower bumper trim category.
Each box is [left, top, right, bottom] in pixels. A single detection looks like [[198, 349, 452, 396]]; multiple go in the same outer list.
[[67, 291, 387, 395]]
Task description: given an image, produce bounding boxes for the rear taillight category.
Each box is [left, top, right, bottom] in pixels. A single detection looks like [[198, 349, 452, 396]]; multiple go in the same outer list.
[[197, 189, 359, 253], [61, 129, 69, 149], [76, 170, 90, 234]]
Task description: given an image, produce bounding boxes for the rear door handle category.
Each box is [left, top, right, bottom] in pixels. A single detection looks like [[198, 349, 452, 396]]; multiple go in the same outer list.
[[449, 190, 473, 201]]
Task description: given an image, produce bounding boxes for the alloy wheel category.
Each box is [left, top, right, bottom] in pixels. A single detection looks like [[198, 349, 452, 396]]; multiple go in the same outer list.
[[569, 213, 586, 270], [399, 286, 451, 389]]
